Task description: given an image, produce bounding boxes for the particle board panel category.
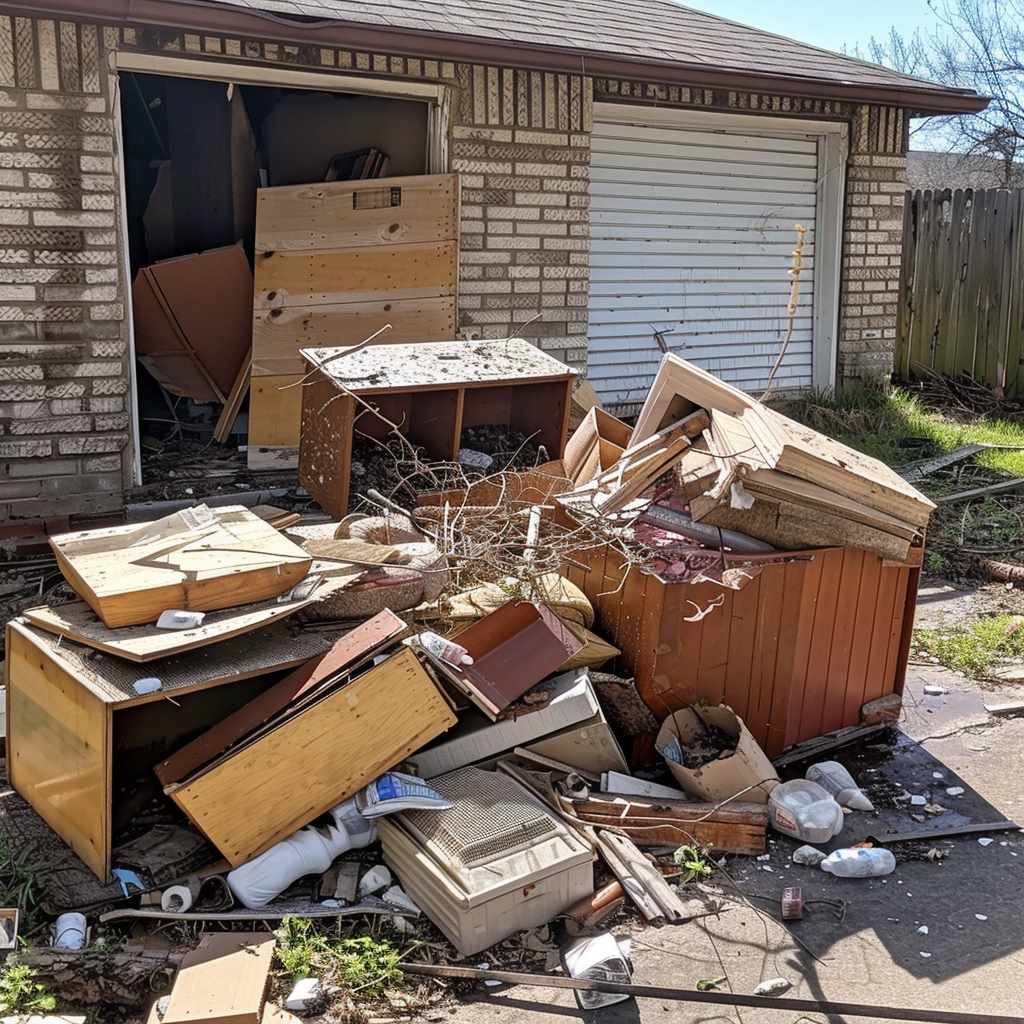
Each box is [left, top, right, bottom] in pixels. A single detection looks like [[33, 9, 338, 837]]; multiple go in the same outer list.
[[254, 174, 458, 252], [5, 623, 109, 879], [15, 615, 337, 702], [169, 647, 457, 866], [253, 241, 457, 309], [251, 296, 457, 377], [49, 506, 313, 629], [20, 586, 346, 665]]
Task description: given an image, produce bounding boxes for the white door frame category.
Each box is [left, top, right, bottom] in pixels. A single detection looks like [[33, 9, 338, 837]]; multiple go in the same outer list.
[[110, 51, 452, 484], [592, 102, 848, 392]]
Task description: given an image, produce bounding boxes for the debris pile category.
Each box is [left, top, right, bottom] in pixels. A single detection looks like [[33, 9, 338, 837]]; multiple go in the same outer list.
[[3, 348, 1015, 1022]]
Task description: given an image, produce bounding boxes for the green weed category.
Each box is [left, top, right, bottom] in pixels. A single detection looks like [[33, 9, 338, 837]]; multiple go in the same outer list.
[[916, 615, 1024, 676], [672, 844, 714, 883], [274, 917, 402, 995], [0, 964, 57, 1014]]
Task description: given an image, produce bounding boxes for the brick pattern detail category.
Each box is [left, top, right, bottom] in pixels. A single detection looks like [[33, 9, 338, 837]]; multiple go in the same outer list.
[[838, 105, 907, 383], [0, 15, 127, 521]]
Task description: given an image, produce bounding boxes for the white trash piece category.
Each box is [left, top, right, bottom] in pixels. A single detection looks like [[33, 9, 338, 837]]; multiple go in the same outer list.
[[769, 780, 844, 844], [563, 932, 632, 1010], [284, 977, 322, 1012], [156, 609, 205, 630], [227, 799, 376, 909], [52, 912, 86, 950], [753, 978, 792, 996], [357, 772, 452, 818], [133, 677, 162, 695], [805, 761, 874, 811], [382, 884, 421, 915], [792, 845, 827, 867], [358, 864, 392, 897], [820, 847, 896, 878]]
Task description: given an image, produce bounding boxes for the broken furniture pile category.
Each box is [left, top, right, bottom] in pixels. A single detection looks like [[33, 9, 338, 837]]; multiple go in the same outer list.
[[4, 349, 977, 1019]]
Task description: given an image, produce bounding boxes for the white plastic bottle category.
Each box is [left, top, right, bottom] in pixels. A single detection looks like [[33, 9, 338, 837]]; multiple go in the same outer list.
[[819, 847, 896, 878]]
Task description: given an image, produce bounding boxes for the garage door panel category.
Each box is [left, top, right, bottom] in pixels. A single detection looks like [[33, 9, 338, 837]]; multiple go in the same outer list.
[[591, 165, 818, 194], [589, 117, 819, 406], [592, 122, 818, 156]]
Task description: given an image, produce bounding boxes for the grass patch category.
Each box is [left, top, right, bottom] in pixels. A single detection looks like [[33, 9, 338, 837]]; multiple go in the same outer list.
[[916, 615, 1024, 676], [0, 965, 57, 1015], [275, 917, 402, 996], [778, 385, 1024, 479]]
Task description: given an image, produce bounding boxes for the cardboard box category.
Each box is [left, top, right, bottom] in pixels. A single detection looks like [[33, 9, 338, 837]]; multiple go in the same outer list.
[[656, 704, 779, 804]]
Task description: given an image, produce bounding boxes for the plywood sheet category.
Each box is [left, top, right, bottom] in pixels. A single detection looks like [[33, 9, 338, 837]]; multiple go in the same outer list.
[[171, 647, 456, 865], [254, 242, 457, 309], [22, 576, 351, 665], [252, 296, 456, 377], [14, 616, 339, 709], [254, 174, 458, 252], [49, 506, 312, 629]]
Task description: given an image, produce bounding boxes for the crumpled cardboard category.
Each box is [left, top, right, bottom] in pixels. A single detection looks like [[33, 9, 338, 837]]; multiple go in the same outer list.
[[656, 704, 779, 804]]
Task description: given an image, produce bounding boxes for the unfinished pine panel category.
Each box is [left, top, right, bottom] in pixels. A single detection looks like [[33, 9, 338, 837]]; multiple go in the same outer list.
[[6, 624, 110, 879], [5, 619, 337, 881], [247, 175, 459, 463], [254, 174, 458, 252], [253, 242, 457, 309], [169, 647, 456, 866], [49, 506, 312, 629], [251, 296, 457, 377], [563, 541, 917, 758]]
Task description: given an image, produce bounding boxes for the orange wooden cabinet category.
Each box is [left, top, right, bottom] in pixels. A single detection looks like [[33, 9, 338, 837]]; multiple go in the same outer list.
[[564, 544, 921, 758]]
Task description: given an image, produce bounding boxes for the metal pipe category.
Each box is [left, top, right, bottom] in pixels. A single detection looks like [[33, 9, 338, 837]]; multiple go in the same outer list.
[[638, 505, 775, 554], [400, 963, 1024, 1024]]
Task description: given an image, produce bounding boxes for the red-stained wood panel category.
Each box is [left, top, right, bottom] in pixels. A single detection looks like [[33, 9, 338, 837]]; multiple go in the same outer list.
[[568, 541, 920, 758], [820, 548, 864, 736], [799, 548, 844, 741], [722, 572, 762, 722], [841, 551, 883, 727]]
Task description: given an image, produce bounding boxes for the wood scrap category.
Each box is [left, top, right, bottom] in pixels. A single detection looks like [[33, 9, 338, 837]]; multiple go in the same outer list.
[[213, 350, 252, 443], [599, 831, 689, 923], [935, 477, 1024, 505], [568, 793, 767, 855]]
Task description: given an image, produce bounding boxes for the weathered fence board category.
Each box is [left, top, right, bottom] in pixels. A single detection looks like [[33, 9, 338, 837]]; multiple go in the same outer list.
[[897, 188, 1024, 395]]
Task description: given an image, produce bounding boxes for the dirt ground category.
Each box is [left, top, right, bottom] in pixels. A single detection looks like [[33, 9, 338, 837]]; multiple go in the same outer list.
[[439, 581, 1024, 1024]]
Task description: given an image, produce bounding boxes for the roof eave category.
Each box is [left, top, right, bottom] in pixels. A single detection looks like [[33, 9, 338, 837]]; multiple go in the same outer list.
[[1, 0, 991, 115]]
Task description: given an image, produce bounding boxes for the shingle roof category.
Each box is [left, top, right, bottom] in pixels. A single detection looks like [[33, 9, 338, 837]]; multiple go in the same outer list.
[[188, 0, 985, 111]]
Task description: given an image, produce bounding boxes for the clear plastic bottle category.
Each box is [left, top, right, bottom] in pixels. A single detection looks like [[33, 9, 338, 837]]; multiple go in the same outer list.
[[820, 847, 896, 877]]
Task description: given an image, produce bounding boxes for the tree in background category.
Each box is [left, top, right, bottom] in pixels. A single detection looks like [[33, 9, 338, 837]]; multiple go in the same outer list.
[[860, 0, 1023, 185]]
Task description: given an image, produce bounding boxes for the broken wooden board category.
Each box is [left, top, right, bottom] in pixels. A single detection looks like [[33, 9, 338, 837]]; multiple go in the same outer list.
[[568, 794, 767, 855], [102, 897, 415, 924], [22, 576, 352, 662], [213, 350, 252, 444], [49, 506, 312, 628], [168, 647, 456, 866], [690, 492, 912, 563], [161, 931, 273, 1024]]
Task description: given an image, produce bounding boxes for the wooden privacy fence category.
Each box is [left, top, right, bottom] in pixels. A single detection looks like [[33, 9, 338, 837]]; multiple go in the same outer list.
[[897, 188, 1024, 394]]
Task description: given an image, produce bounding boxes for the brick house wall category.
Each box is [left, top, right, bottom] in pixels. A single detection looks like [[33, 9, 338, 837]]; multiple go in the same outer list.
[[0, 13, 909, 522], [0, 17, 128, 526]]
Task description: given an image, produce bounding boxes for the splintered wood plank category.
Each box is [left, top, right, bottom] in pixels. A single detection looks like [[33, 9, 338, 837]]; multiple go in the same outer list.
[[254, 242, 457, 309], [252, 296, 457, 378], [6, 622, 110, 880], [49, 506, 312, 629], [170, 648, 456, 866], [162, 931, 274, 1024], [254, 174, 458, 252]]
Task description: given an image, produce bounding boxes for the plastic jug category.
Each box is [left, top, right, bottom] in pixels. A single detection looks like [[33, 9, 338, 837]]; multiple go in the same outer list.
[[768, 779, 844, 844]]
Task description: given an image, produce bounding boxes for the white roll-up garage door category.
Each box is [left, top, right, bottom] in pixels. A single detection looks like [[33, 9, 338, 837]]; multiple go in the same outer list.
[[588, 107, 843, 411]]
